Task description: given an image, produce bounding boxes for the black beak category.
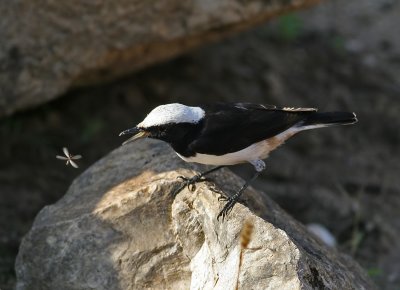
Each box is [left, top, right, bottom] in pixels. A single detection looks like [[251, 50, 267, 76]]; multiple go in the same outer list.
[[119, 127, 149, 145]]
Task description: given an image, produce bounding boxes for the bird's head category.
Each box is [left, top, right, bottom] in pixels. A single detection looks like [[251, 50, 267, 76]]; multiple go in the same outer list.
[[119, 103, 205, 145]]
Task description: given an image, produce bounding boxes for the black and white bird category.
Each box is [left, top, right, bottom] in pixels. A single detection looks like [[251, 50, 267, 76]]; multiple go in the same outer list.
[[119, 103, 357, 220]]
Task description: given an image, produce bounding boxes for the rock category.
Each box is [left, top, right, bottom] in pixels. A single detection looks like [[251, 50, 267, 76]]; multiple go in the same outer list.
[[0, 0, 320, 117], [15, 140, 375, 290]]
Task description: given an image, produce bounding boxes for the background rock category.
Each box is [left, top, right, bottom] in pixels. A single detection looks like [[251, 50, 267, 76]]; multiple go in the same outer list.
[[15, 140, 375, 290], [0, 0, 319, 117], [2, 0, 400, 289]]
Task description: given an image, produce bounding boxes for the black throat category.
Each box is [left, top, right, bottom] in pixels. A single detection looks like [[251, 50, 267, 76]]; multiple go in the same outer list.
[[147, 122, 203, 157]]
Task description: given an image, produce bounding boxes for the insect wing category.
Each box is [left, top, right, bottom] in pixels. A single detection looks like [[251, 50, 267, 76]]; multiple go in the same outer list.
[[69, 159, 79, 168], [63, 147, 70, 157], [72, 155, 82, 160], [56, 155, 68, 160]]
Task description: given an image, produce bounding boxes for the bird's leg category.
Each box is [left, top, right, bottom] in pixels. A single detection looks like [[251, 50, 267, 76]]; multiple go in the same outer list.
[[217, 171, 262, 220], [173, 166, 225, 196], [217, 160, 265, 221]]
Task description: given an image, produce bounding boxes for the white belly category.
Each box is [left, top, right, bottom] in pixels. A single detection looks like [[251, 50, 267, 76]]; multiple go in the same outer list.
[[176, 128, 299, 166]]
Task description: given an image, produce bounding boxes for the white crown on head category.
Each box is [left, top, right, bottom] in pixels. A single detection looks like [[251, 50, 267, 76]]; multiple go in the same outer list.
[[138, 103, 205, 128]]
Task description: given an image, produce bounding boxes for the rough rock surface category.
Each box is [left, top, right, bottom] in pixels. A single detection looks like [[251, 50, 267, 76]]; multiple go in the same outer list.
[[16, 140, 375, 290], [0, 0, 319, 117]]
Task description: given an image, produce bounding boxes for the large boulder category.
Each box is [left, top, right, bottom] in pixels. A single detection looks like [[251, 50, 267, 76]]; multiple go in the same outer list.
[[0, 0, 320, 117], [15, 140, 375, 289]]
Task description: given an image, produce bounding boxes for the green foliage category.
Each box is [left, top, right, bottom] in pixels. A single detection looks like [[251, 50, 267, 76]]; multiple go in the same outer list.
[[278, 13, 304, 41], [350, 229, 364, 255], [367, 267, 382, 278]]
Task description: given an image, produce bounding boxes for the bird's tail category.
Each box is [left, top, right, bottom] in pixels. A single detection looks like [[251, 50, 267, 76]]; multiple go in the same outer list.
[[297, 111, 358, 130]]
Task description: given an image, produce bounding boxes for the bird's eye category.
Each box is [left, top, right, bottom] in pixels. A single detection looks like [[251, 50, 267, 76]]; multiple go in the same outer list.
[[158, 128, 165, 136], [157, 126, 168, 137]]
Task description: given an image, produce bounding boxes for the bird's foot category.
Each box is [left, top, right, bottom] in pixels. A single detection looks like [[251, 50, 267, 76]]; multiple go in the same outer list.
[[217, 168, 263, 221], [217, 195, 239, 221], [172, 174, 208, 197], [177, 174, 208, 191], [172, 166, 225, 197]]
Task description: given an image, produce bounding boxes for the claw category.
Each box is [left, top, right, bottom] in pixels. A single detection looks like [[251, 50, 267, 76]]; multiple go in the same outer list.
[[208, 183, 222, 194], [217, 197, 237, 221], [173, 166, 226, 200], [216, 167, 263, 221], [173, 173, 203, 196], [177, 175, 189, 181], [173, 166, 226, 199], [218, 195, 229, 201], [188, 183, 196, 191]]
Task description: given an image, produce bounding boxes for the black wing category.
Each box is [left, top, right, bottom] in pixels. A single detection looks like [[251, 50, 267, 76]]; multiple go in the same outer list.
[[188, 103, 317, 155], [233, 102, 317, 112]]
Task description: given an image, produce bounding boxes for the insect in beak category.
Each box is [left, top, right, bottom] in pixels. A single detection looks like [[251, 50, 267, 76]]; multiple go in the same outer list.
[[119, 127, 150, 145]]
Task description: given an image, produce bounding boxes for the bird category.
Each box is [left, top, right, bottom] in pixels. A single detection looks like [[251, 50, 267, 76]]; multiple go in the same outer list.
[[119, 102, 357, 220]]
